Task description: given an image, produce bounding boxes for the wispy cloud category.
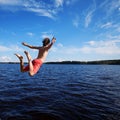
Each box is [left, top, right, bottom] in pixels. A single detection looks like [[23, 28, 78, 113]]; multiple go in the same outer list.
[[82, 40, 120, 55], [0, 0, 21, 5], [85, 10, 93, 28], [65, 0, 78, 6], [100, 22, 113, 29], [106, 0, 120, 15], [99, 0, 120, 16], [55, 0, 63, 7], [73, 15, 80, 28], [27, 32, 34, 37], [57, 40, 120, 55], [107, 35, 120, 40], [0, 44, 24, 62], [99, 22, 120, 34], [0, 44, 23, 52], [0, 0, 64, 19], [25, 7, 55, 19], [85, 0, 96, 28], [0, 56, 11, 62], [0, 45, 11, 51], [49, 37, 120, 61], [0, 0, 80, 19]]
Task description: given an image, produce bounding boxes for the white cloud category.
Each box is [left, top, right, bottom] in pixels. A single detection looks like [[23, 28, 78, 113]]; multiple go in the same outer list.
[[65, 0, 78, 6], [0, 44, 23, 52], [101, 22, 112, 29], [0, 0, 79, 19], [27, 32, 34, 37], [50, 45, 81, 54], [85, 10, 93, 27], [107, 35, 120, 40], [107, 0, 120, 15], [10, 45, 24, 52], [49, 39, 120, 61], [0, 0, 21, 5], [85, 1, 96, 28], [97, 21, 120, 37], [99, 0, 120, 16], [1, 39, 120, 62], [82, 40, 120, 55], [23, 1, 57, 19], [84, 0, 96, 28], [55, 0, 63, 7], [0, 0, 63, 19], [0, 45, 11, 51], [0, 56, 11, 62], [87, 41, 96, 46], [26, 8, 55, 19]]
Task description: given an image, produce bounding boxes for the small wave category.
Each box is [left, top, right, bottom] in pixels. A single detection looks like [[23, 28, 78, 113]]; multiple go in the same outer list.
[[0, 64, 120, 120], [6, 110, 62, 120]]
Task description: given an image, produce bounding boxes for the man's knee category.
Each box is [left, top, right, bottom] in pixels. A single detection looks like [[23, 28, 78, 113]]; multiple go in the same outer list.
[[21, 69, 27, 72], [29, 72, 35, 76], [21, 70, 25, 72]]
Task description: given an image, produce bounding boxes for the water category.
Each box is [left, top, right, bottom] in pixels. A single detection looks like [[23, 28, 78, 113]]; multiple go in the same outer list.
[[0, 64, 120, 120]]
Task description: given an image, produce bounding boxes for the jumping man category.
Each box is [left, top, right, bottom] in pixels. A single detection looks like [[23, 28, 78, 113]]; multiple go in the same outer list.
[[15, 37, 56, 76]]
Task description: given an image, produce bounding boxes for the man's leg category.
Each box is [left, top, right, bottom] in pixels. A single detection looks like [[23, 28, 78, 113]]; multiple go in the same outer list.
[[24, 51, 35, 76], [14, 54, 26, 72]]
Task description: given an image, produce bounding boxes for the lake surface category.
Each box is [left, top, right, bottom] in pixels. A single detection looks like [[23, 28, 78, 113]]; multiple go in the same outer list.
[[0, 64, 120, 120]]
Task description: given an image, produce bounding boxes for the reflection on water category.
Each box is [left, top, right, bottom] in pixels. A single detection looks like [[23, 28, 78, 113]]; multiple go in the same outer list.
[[0, 64, 120, 120]]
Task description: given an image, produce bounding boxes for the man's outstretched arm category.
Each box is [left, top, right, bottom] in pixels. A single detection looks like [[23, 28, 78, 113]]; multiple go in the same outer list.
[[22, 42, 40, 49], [46, 37, 56, 50]]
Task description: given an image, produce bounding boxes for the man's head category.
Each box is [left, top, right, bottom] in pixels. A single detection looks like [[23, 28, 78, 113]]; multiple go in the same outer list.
[[42, 38, 50, 46]]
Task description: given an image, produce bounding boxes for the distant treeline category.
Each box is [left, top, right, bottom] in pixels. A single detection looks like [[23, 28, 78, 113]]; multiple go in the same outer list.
[[0, 60, 120, 65], [0, 62, 27, 64], [45, 60, 120, 65]]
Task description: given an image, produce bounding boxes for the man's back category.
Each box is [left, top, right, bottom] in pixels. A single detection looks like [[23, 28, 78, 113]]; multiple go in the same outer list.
[[37, 38, 56, 62], [37, 46, 49, 62]]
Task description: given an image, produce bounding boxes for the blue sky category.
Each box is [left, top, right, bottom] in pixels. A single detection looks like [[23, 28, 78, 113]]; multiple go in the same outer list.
[[0, 0, 120, 62]]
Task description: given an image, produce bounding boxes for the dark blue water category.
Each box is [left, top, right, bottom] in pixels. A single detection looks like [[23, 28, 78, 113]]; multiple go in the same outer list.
[[0, 64, 120, 120]]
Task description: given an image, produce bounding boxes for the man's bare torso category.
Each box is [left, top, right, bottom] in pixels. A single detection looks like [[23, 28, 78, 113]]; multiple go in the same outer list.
[[36, 46, 49, 62]]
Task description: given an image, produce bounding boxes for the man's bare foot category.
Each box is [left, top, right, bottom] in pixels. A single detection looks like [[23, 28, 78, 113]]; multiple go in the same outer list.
[[14, 54, 23, 61], [24, 51, 32, 61]]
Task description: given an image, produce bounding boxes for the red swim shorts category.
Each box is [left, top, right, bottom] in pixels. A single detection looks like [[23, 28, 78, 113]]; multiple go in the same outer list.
[[23, 59, 43, 74]]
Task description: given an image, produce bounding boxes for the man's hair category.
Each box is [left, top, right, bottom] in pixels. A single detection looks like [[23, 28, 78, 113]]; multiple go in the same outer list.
[[42, 38, 50, 46]]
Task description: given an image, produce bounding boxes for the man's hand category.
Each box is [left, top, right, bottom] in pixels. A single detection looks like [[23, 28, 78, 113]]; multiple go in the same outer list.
[[52, 37, 56, 43], [22, 42, 27, 46]]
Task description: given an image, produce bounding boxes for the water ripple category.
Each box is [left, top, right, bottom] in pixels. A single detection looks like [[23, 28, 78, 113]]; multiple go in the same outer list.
[[0, 64, 120, 120]]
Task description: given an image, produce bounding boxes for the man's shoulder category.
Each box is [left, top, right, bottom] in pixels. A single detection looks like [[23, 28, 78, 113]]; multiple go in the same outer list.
[[39, 46, 47, 50], [38, 46, 43, 49]]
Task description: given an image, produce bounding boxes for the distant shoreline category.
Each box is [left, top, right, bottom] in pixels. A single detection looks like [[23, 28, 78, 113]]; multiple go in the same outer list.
[[46, 60, 120, 65], [0, 59, 120, 65]]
